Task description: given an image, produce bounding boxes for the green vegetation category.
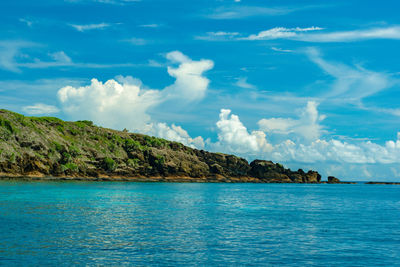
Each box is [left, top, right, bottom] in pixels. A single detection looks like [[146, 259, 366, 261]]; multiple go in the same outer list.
[[124, 138, 144, 152], [0, 109, 320, 183], [127, 158, 140, 168], [144, 136, 168, 148], [61, 162, 79, 172], [30, 116, 64, 124], [103, 157, 117, 171], [0, 119, 14, 133], [75, 120, 93, 128], [155, 155, 165, 165]]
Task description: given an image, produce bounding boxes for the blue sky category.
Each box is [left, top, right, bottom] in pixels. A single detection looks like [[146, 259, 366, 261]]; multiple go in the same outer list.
[[1, 0, 400, 180]]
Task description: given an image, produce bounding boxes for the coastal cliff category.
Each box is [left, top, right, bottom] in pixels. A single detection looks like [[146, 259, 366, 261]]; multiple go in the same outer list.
[[0, 109, 324, 183]]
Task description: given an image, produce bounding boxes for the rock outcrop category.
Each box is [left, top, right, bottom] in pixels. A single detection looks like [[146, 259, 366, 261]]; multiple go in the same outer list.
[[0, 109, 327, 183]]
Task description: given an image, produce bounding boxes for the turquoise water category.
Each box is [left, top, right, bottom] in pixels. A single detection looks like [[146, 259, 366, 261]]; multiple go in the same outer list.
[[0, 181, 399, 266]]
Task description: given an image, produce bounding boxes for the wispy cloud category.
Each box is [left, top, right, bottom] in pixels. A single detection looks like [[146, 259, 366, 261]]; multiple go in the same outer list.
[[235, 77, 256, 89], [66, 0, 140, 5], [22, 103, 60, 115], [139, 24, 161, 28], [195, 31, 239, 41], [244, 26, 400, 42], [69, 23, 111, 32], [243, 27, 324, 40], [0, 41, 36, 72], [271, 47, 293, 53], [306, 47, 395, 102], [205, 6, 295, 19], [124, 37, 148, 46], [0, 42, 153, 72], [19, 18, 33, 27]]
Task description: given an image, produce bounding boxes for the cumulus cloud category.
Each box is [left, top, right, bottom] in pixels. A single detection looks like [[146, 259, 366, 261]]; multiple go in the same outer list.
[[58, 77, 160, 130], [271, 135, 400, 165], [258, 101, 325, 142], [212, 109, 272, 155], [22, 103, 60, 115], [145, 123, 205, 149], [162, 51, 214, 102], [211, 102, 400, 174], [58, 51, 214, 144]]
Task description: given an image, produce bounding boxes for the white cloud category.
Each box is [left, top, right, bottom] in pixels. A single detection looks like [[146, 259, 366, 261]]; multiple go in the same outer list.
[[205, 6, 295, 19], [195, 31, 240, 41], [70, 23, 111, 32], [206, 104, 400, 179], [243, 26, 400, 42], [22, 103, 60, 115], [204, 102, 400, 167], [244, 26, 324, 40], [58, 51, 214, 133], [271, 47, 293, 53], [139, 24, 160, 28], [145, 123, 205, 149], [58, 77, 160, 131], [212, 109, 272, 155], [162, 51, 214, 102], [258, 101, 325, 142]]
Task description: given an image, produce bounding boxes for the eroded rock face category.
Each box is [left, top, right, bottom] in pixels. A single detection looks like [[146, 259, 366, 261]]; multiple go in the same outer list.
[[248, 160, 322, 183], [0, 109, 326, 183]]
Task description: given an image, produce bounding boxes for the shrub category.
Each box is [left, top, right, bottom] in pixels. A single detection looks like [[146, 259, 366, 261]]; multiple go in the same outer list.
[[75, 120, 93, 128], [69, 145, 80, 157], [127, 158, 140, 168], [0, 119, 14, 133], [124, 139, 144, 152], [144, 136, 168, 148], [103, 157, 117, 171], [61, 162, 78, 172], [155, 155, 165, 165], [52, 141, 63, 152]]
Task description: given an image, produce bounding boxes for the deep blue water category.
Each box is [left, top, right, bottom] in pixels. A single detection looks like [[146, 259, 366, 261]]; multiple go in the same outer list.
[[0, 182, 399, 266]]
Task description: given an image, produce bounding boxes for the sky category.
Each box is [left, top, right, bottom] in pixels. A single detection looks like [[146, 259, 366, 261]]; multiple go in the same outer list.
[[1, 0, 400, 181]]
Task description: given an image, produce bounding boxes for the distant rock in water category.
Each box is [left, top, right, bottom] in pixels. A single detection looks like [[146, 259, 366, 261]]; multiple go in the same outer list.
[[328, 176, 341, 183], [0, 109, 327, 183]]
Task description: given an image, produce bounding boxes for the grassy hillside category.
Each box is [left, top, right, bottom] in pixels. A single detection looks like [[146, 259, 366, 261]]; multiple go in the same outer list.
[[0, 109, 322, 183]]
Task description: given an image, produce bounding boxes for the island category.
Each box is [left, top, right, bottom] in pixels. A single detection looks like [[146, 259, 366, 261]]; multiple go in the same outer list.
[[0, 109, 348, 183]]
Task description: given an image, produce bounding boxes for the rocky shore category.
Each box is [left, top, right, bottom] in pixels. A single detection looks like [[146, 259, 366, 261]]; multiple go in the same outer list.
[[0, 109, 344, 183]]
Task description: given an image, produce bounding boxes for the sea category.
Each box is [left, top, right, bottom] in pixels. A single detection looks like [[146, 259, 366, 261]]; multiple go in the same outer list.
[[0, 181, 399, 266]]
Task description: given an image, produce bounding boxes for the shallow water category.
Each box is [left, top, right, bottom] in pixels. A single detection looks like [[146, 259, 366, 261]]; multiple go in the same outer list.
[[0, 181, 399, 266]]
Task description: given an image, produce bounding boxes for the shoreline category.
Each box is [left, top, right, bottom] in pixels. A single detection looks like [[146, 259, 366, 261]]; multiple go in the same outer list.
[[0, 173, 375, 184]]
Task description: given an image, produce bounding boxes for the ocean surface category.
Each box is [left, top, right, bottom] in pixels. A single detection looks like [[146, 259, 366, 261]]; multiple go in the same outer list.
[[0, 181, 399, 266]]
